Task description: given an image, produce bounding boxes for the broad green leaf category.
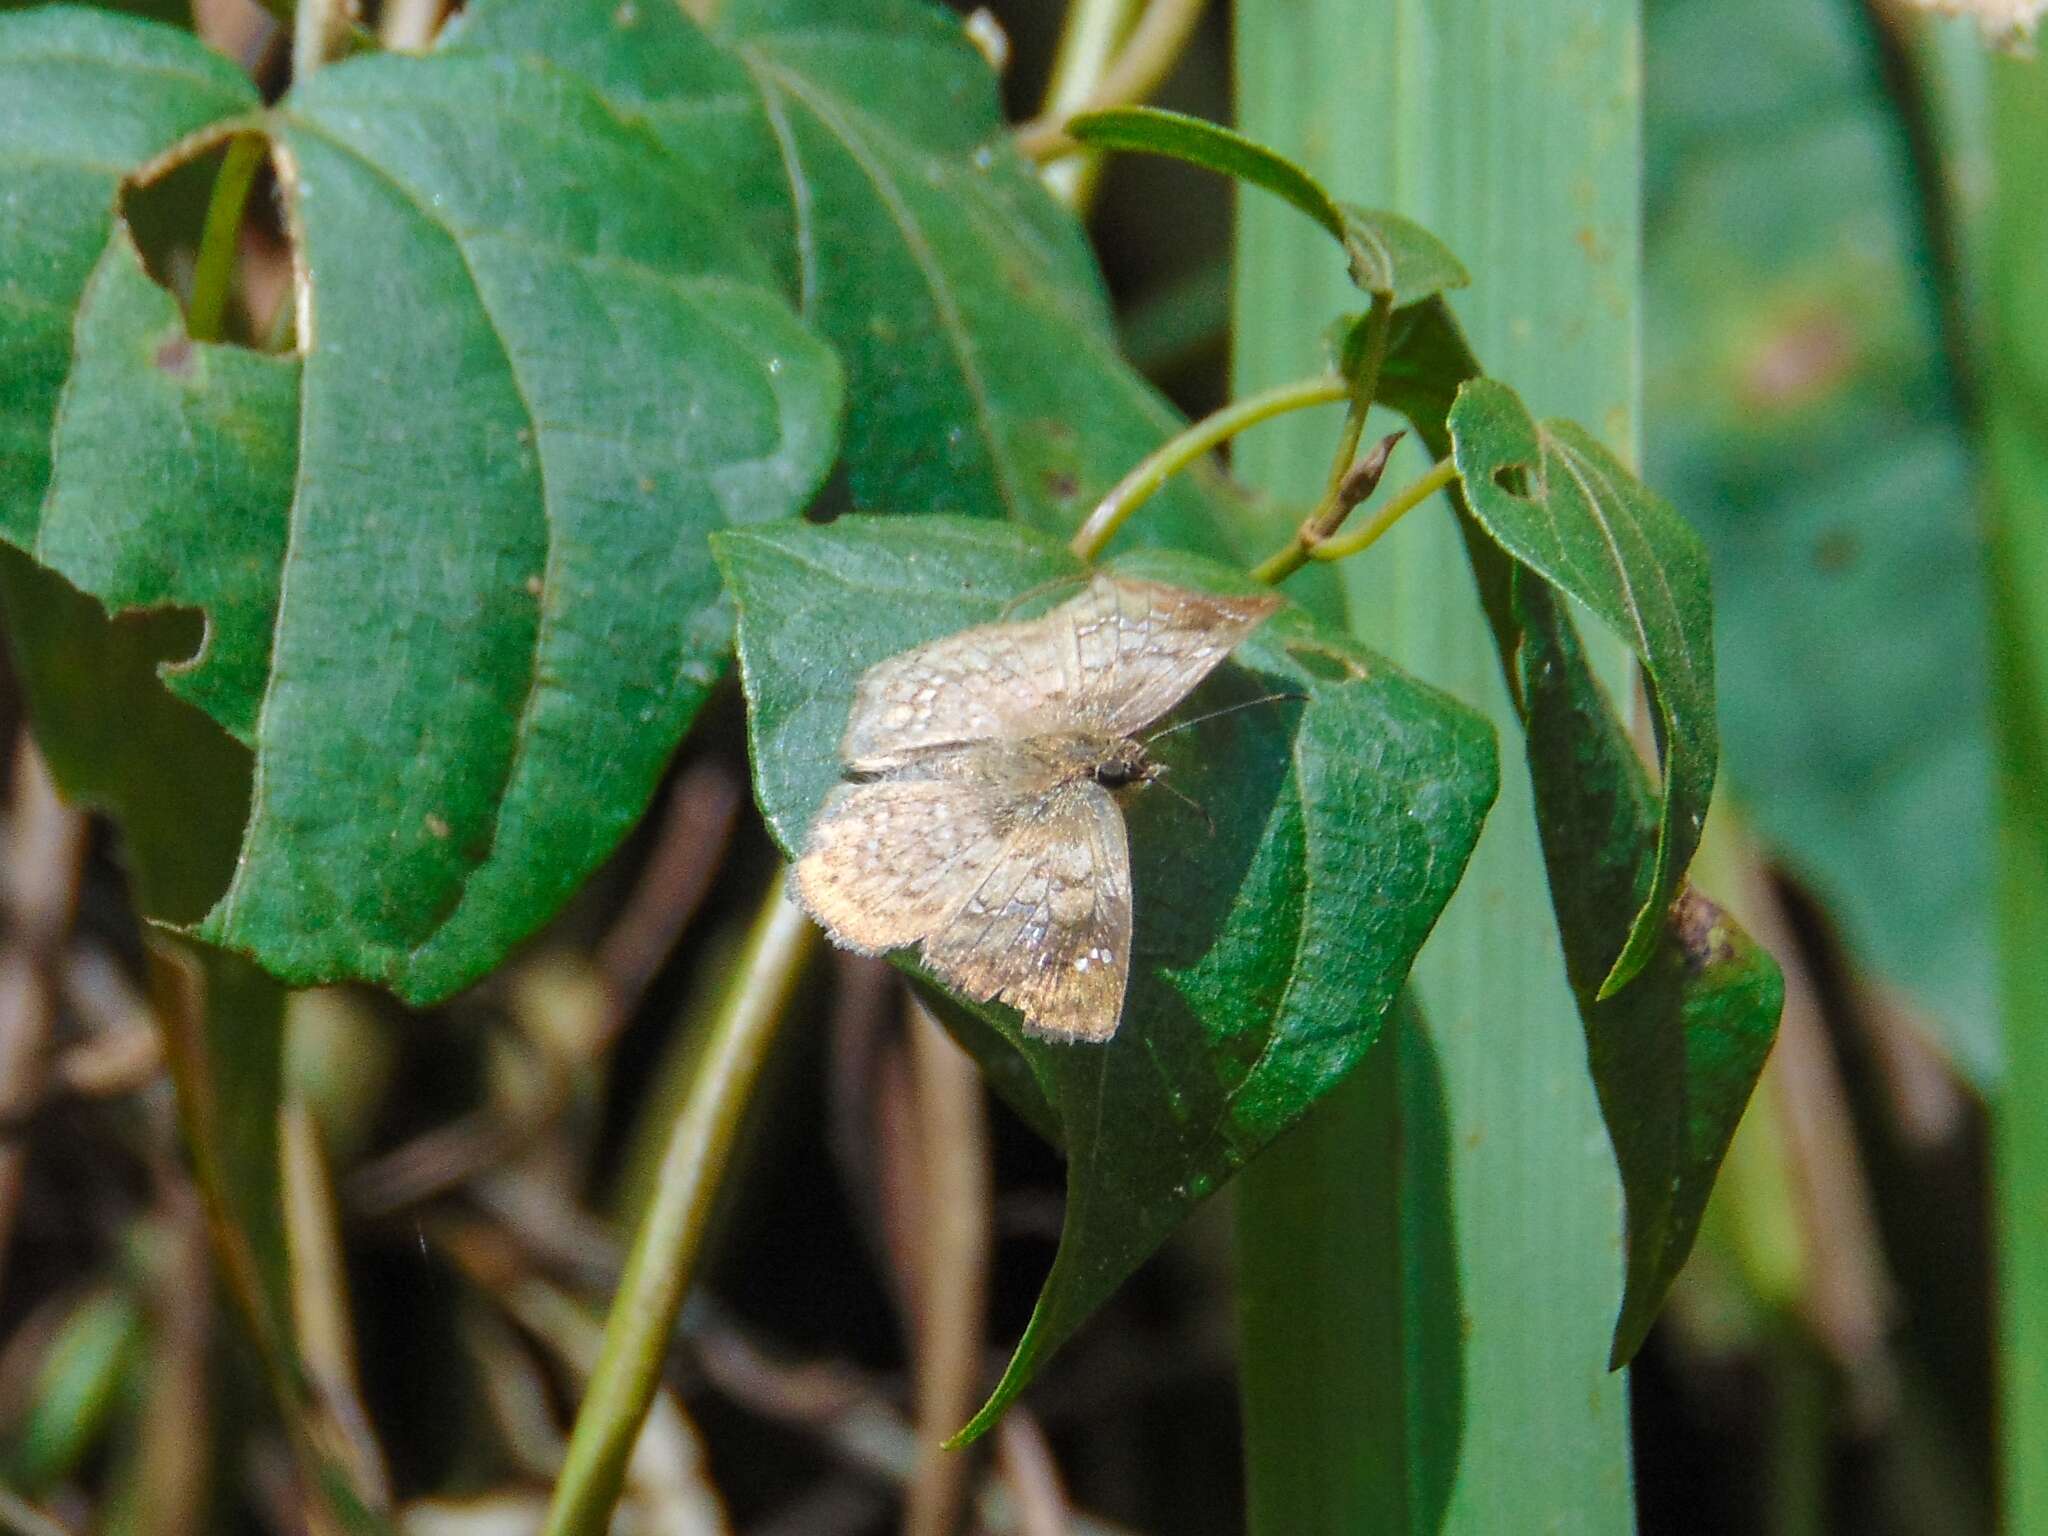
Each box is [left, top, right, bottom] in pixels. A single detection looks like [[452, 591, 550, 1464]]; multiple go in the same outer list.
[[0, 8, 841, 1002], [1450, 376, 1717, 997], [1646, 0, 1995, 1083], [1068, 106, 1470, 308], [0, 550, 247, 923], [1514, 578, 1781, 1363], [0, 0, 190, 34], [445, 0, 1254, 556], [714, 514, 1498, 1436], [1378, 309, 1782, 1362], [0, 7, 256, 511]]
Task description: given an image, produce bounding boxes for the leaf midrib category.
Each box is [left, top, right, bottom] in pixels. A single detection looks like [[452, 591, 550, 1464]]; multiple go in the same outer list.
[[735, 46, 1028, 521], [1554, 432, 1703, 684], [217, 117, 561, 969]]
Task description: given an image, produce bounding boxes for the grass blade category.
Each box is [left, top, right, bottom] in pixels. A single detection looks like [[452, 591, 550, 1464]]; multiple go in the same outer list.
[[1232, 0, 1643, 1528]]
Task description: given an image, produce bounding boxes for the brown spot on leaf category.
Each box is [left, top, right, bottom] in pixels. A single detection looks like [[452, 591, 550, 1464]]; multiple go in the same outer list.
[[424, 813, 452, 840], [1814, 529, 1858, 572], [1042, 469, 1080, 501], [154, 336, 194, 377], [1672, 887, 1735, 974]]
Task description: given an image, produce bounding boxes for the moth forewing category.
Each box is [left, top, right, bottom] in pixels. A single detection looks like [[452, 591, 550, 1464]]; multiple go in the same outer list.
[[792, 572, 1282, 1042]]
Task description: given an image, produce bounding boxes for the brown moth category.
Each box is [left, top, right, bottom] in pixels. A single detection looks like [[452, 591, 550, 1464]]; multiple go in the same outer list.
[[791, 573, 1282, 1042]]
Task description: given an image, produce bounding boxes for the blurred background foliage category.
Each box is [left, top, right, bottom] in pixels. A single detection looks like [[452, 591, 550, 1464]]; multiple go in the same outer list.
[[0, 0, 2019, 1532]]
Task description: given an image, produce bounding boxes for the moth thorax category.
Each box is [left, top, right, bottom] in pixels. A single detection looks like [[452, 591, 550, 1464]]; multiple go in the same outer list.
[[1090, 736, 1154, 790]]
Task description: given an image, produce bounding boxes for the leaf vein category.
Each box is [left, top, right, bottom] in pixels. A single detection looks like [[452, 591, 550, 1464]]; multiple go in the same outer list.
[[1548, 431, 1656, 666], [737, 48, 1026, 520], [280, 119, 561, 965], [737, 60, 818, 315]]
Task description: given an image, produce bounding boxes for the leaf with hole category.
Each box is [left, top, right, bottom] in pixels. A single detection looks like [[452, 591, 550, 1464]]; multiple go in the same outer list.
[[1450, 375, 1717, 998], [448, 0, 1252, 557], [714, 513, 1499, 1436], [1068, 106, 1470, 308], [1376, 306, 1780, 1363], [0, 7, 842, 1000], [1514, 578, 1781, 1364]]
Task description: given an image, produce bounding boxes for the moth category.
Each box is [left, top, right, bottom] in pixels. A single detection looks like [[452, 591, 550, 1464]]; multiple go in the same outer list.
[[792, 572, 1282, 1042]]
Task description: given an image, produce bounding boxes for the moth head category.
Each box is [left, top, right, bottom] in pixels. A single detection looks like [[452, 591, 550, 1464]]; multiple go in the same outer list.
[[1090, 736, 1157, 790]]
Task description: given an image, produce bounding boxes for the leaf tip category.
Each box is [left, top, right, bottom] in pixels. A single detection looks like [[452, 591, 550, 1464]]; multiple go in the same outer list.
[[1606, 1306, 1654, 1371], [946, 1382, 1016, 1450]]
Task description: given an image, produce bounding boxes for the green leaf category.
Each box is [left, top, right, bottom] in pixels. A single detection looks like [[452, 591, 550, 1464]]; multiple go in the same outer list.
[[0, 549, 248, 923], [4, 1287, 141, 1494], [1067, 106, 1469, 308], [714, 513, 1499, 1437], [1646, 0, 1995, 1083], [1449, 376, 1717, 997], [152, 942, 394, 1533], [0, 0, 192, 34], [448, 0, 1249, 557], [1514, 578, 1781, 1363], [0, 7, 256, 513], [0, 8, 842, 1002], [1376, 306, 1780, 1363]]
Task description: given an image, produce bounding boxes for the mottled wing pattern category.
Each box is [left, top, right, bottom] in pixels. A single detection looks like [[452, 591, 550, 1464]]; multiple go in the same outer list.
[[808, 574, 1276, 1042], [791, 773, 1015, 955], [843, 575, 1278, 770], [922, 781, 1133, 1042], [841, 596, 1083, 770], [1062, 576, 1283, 736]]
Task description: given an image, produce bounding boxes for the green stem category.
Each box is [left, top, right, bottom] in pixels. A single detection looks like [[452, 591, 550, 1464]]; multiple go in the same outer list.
[[1987, 46, 2048, 1536], [1766, 1323, 1829, 1536], [541, 885, 815, 1536], [1319, 295, 1393, 506], [1069, 374, 1349, 562], [1249, 455, 1458, 585], [1306, 456, 1460, 565], [186, 134, 264, 347], [1245, 298, 1404, 584]]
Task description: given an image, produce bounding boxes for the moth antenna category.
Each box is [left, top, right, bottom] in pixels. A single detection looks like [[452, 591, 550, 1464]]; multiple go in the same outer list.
[[1147, 767, 1215, 837], [1143, 691, 1308, 745]]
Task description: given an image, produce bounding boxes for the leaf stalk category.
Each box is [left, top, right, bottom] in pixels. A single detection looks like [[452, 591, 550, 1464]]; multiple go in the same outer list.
[[1308, 456, 1460, 566], [541, 884, 814, 1536], [186, 134, 266, 348], [1245, 428, 1406, 584], [1069, 374, 1350, 562], [1320, 295, 1394, 502], [1247, 295, 1442, 585]]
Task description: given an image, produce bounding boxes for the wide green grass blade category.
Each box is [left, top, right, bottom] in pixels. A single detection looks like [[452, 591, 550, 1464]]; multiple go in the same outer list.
[[1986, 46, 2048, 1535], [1233, 1, 1641, 1529]]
